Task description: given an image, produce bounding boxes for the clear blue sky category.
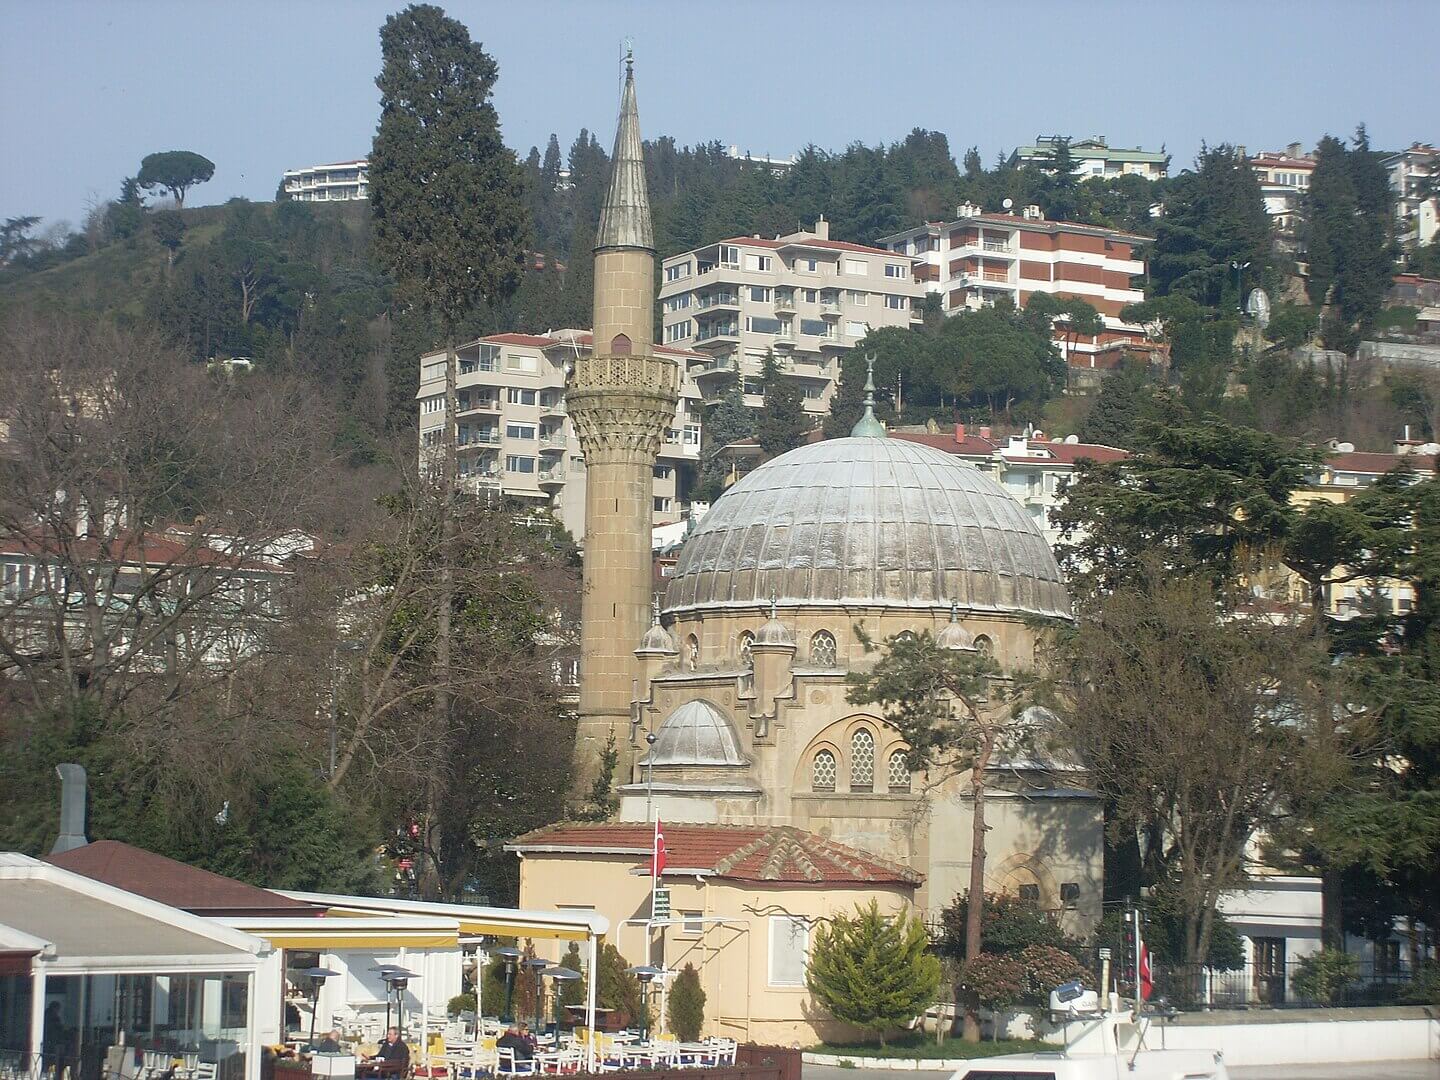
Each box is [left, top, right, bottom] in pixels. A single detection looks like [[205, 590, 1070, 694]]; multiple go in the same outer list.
[[3, 0, 1436, 228]]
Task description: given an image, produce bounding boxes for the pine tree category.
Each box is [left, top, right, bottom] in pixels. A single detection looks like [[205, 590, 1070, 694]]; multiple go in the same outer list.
[[756, 349, 810, 457], [823, 352, 868, 439], [666, 963, 706, 1041], [697, 382, 755, 501], [805, 901, 942, 1047]]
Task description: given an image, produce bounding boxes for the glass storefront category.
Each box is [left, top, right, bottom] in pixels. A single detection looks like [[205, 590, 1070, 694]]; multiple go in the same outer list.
[[36, 972, 251, 1080]]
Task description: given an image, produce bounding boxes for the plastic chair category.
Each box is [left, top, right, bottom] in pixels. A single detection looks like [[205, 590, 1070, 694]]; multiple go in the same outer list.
[[496, 1048, 535, 1077]]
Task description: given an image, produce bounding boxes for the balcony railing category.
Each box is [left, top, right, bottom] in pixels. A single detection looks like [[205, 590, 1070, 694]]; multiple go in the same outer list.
[[697, 293, 739, 309], [982, 270, 1012, 283], [981, 239, 1014, 254], [774, 294, 797, 312], [774, 327, 796, 343], [819, 301, 842, 316], [458, 430, 500, 446], [696, 325, 739, 342], [538, 467, 566, 484], [539, 432, 568, 449]]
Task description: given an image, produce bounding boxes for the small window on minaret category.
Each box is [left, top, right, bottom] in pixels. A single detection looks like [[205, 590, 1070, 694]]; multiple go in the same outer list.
[[610, 334, 632, 355]]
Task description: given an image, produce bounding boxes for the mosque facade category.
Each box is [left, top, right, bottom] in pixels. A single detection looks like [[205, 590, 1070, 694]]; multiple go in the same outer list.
[[568, 59, 1102, 931]]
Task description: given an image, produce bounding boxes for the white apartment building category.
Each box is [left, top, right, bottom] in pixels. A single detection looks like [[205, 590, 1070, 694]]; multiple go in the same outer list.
[[1248, 145, 1318, 239], [281, 159, 369, 202], [657, 219, 923, 414], [416, 330, 704, 540], [1382, 142, 1439, 251], [1009, 135, 1168, 180], [878, 204, 1150, 368]]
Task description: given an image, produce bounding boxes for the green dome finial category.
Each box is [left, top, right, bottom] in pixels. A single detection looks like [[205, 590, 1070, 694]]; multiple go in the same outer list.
[[850, 351, 887, 438]]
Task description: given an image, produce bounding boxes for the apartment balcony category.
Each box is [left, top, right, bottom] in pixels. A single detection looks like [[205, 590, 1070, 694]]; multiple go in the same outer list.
[[773, 327, 797, 346], [819, 300, 842, 317], [981, 239, 1015, 255], [458, 429, 501, 447], [694, 324, 741, 347], [538, 466, 567, 487], [697, 292, 740, 310], [457, 398, 501, 415], [539, 432, 568, 451], [540, 398, 566, 417], [774, 293, 797, 313], [782, 355, 831, 379]]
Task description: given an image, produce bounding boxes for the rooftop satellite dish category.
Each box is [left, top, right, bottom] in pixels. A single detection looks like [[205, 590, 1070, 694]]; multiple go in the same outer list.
[[1002, 197, 1014, 210], [1336, 441, 1355, 454], [1246, 287, 1271, 329]]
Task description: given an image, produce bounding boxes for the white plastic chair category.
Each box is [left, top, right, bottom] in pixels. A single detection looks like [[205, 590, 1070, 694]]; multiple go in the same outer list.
[[496, 1048, 536, 1077]]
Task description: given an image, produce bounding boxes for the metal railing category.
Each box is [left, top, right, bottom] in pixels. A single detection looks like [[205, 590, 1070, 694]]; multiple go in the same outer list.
[[1151, 959, 1419, 1010], [697, 293, 739, 309], [695, 325, 739, 342]]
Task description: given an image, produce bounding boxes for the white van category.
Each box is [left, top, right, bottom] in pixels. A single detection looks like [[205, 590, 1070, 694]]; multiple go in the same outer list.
[[951, 1048, 1230, 1080]]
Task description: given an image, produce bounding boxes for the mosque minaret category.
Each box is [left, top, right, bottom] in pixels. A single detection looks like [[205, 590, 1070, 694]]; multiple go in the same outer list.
[[567, 54, 679, 788]]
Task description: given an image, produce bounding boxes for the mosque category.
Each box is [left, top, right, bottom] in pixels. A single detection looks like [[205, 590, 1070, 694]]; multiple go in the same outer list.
[[516, 62, 1100, 1034]]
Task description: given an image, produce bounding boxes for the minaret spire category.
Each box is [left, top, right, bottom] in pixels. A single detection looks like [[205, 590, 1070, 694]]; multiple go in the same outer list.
[[595, 49, 653, 253], [850, 351, 887, 438]]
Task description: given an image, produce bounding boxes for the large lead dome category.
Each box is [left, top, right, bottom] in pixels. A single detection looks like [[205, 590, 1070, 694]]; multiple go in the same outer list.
[[664, 437, 1069, 619]]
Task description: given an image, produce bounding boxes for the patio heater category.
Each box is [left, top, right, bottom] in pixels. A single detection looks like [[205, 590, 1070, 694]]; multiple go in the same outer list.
[[375, 967, 418, 1035], [523, 957, 550, 1033], [302, 967, 341, 1049], [493, 947, 522, 1022], [626, 967, 663, 1043], [543, 967, 581, 1031]]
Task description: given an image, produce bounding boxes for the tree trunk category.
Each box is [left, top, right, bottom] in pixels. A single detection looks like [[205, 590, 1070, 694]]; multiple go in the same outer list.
[[422, 336, 459, 900], [1321, 868, 1345, 950], [962, 757, 988, 1042]]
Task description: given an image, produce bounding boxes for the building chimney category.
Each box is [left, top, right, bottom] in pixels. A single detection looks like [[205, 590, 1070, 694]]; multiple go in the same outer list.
[[979, 425, 992, 440], [1022, 205, 1044, 220], [51, 763, 88, 854], [1237, 145, 1247, 160], [1287, 141, 1302, 158], [812, 215, 829, 240], [955, 422, 966, 443], [956, 202, 981, 219]]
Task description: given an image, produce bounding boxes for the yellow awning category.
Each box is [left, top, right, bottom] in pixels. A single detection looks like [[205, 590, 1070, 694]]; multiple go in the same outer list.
[[455, 920, 589, 941], [257, 931, 459, 950]]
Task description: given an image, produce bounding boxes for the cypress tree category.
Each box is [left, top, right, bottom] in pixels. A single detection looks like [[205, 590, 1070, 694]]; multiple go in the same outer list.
[[666, 963, 706, 1042], [757, 349, 810, 457]]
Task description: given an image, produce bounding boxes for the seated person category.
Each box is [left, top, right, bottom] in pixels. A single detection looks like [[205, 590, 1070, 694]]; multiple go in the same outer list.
[[371, 1028, 410, 1070], [495, 1023, 533, 1062], [313, 1030, 344, 1054]]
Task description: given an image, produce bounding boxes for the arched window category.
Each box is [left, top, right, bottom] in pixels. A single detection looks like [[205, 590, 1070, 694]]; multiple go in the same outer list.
[[973, 634, 993, 659], [685, 634, 699, 672], [887, 750, 911, 793], [810, 630, 837, 667], [812, 750, 837, 792], [610, 333, 632, 355], [738, 631, 755, 669], [850, 728, 875, 792], [892, 630, 916, 646]]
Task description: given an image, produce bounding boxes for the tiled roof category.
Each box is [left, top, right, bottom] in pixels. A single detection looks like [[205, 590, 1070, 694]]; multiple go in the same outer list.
[[481, 333, 563, 348], [890, 432, 1129, 465], [472, 331, 702, 359], [510, 822, 922, 887], [719, 236, 902, 258], [1327, 452, 1437, 474], [46, 841, 321, 917], [0, 531, 283, 572]]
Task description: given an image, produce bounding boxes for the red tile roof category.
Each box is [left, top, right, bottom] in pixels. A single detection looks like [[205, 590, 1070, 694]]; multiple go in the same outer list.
[[1327, 452, 1437, 475], [719, 236, 902, 257], [474, 331, 702, 359], [0, 531, 283, 572], [510, 822, 921, 887], [892, 432, 999, 457], [891, 432, 1129, 465], [46, 840, 322, 917]]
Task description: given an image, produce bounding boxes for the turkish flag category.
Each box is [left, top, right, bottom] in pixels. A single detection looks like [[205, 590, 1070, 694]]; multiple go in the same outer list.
[[652, 819, 667, 879], [1139, 945, 1153, 1001]]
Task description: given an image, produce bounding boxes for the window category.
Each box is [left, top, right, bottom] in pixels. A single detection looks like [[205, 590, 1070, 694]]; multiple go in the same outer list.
[[719, 245, 740, 267], [801, 288, 818, 303], [1375, 940, 1401, 975], [800, 318, 828, 336], [878, 750, 909, 794], [506, 423, 536, 440], [507, 387, 537, 405], [504, 352, 538, 373], [1018, 884, 1041, 902], [478, 343, 501, 371], [685, 634, 699, 671], [422, 360, 446, 381], [845, 320, 867, 338], [742, 377, 765, 396], [653, 465, 674, 480], [421, 395, 444, 414], [844, 258, 867, 275], [847, 289, 868, 306], [749, 286, 771, 303], [679, 911, 704, 936], [798, 257, 818, 272], [885, 264, 908, 279], [665, 262, 691, 281], [3, 562, 34, 599], [768, 916, 810, 987], [683, 424, 701, 446], [850, 728, 875, 792], [665, 320, 692, 343], [505, 455, 535, 473], [973, 635, 993, 659], [893, 630, 916, 645], [744, 253, 773, 272], [810, 630, 837, 667], [885, 295, 907, 310], [812, 750, 837, 792], [739, 630, 755, 669], [654, 497, 672, 512], [747, 315, 782, 334], [665, 294, 691, 312], [1060, 882, 1081, 904]]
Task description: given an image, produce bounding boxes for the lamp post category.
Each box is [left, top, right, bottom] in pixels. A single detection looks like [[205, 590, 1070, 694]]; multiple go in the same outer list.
[[375, 967, 417, 1036], [626, 967, 662, 1043], [544, 968, 581, 1030], [524, 957, 549, 1034], [494, 947, 522, 1022], [302, 967, 340, 1049], [644, 731, 658, 823]]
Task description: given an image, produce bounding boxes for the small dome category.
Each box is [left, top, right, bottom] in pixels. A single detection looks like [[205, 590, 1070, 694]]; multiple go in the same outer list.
[[754, 599, 795, 648], [637, 620, 677, 655], [664, 437, 1069, 619], [936, 601, 976, 651], [643, 699, 746, 767]]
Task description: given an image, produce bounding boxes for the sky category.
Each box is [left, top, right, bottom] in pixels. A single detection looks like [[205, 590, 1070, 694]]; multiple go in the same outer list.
[[3, 0, 1437, 228]]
